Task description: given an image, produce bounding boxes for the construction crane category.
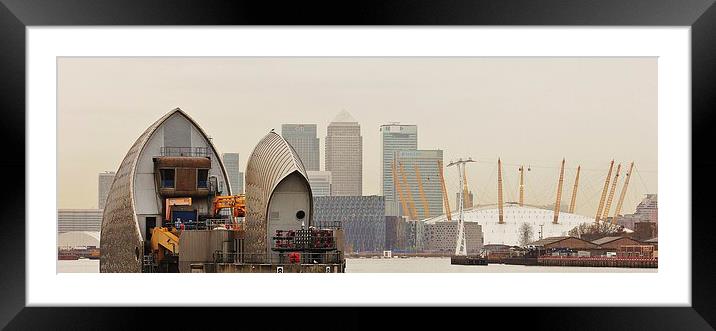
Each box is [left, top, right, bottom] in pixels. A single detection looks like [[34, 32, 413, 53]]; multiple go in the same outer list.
[[399, 161, 418, 220], [612, 162, 634, 225], [568, 165, 581, 213], [437, 160, 452, 221], [414, 164, 431, 219], [497, 158, 504, 224], [553, 158, 565, 224], [595, 160, 615, 224], [601, 163, 622, 222]]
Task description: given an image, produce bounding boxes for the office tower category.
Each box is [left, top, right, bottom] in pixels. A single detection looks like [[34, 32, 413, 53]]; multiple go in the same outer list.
[[393, 149, 444, 219], [222, 153, 244, 194], [380, 123, 417, 216], [98, 171, 115, 209], [325, 111, 362, 196], [58, 209, 103, 233], [307, 171, 332, 197], [281, 124, 320, 171]]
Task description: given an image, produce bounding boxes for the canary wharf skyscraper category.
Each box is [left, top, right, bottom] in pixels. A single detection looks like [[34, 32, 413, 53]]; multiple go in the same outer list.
[[380, 123, 418, 216], [325, 111, 362, 196], [281, 124, 320, 171]]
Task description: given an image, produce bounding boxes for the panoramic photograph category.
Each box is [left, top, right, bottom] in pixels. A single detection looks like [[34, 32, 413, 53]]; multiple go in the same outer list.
[[56, 57, 658, 273]]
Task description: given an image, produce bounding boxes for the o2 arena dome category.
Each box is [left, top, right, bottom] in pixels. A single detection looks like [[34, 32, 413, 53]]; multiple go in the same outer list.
[[424, 203, 608, 246]]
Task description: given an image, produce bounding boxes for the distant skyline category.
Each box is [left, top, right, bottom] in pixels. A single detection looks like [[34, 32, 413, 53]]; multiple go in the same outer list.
[[58, 57, 657, 217]]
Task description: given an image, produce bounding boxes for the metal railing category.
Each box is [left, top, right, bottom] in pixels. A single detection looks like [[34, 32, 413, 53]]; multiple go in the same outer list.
[[213, 251, 343, 265], [203, 218, 240, 230], [160, 146, 210, 157], [170, 218, 239, 231]]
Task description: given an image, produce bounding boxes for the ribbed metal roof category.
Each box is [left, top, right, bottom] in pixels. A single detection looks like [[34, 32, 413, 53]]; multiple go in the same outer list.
[[530, 236, 572, 246], [100, 108, 230, 273], [244, 132, 312, 255], [591, 236, 626, 246]]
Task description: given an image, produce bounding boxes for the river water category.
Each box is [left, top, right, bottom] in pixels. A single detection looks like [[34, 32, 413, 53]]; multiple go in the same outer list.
[[58, 257, 655, 273], [345, 257, 656, 273]]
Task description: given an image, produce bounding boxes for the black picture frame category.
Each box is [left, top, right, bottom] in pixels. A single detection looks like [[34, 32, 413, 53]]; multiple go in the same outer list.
[[1, 0, 715, 329]]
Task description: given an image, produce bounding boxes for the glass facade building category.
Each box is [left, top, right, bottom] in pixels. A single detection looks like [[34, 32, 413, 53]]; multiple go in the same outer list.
[[394, 149, 444, 219], [307, 171, 332, 197], [281, 124, 320, 171], [222, 153, 244, 194], [98, 171, 115, 209], [313, 196, 385, 252], [58, 209, 103, 233], [325, 111, 362, 196], [380, 124, 418, 216]]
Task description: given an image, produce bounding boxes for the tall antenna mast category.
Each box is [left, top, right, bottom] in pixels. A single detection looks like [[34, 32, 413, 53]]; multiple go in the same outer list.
[[447, 157, 475, 256]]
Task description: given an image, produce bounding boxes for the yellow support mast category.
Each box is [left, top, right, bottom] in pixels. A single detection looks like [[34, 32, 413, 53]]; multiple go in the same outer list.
[[612, 162, 634, 225], [601, 163, 622, 222], [399, 161, 418, 220], [498, 158, 504, 224], [568, 165, 581, 214], [519, 165, 525, 207], [414, 164, 431, 219], [392, 159, 410, 219], [437, 160, 452, 221], [553, 158, 566, 224], [595, 160, 615, 224]]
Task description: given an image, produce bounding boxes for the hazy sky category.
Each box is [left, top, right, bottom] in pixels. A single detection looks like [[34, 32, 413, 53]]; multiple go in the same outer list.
[[58, 57, 657, 216]]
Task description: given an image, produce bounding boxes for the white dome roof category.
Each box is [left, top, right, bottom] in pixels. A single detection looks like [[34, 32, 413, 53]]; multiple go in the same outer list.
[[58, 231, 100, 248], [424, 204, 623, 246]]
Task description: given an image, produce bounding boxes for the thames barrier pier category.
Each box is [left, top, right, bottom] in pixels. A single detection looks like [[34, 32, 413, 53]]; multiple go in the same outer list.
[[100, 108, 346, 273]]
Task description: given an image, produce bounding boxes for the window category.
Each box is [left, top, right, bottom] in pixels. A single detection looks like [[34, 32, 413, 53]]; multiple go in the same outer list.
[[160, 169, 175, 188], [197, 169, 209, 188]]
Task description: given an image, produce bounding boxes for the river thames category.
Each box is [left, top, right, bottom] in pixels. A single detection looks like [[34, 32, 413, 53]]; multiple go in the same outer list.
[[57, 257, 655, 273]]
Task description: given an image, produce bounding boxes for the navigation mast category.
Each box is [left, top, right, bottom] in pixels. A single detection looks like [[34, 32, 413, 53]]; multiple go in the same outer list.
[[447, 157, 475, 256]]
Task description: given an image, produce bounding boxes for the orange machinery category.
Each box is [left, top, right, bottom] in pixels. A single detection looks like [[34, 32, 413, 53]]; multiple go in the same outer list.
[[212, 195, 246, 218]]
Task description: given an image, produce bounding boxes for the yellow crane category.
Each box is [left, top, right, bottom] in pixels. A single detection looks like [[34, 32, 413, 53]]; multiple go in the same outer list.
[[601, 163, 622, 222], [497, 158, 504, 224], [392, 159, 410, 219], [399, 161, 418, 220], [414, 164, 431, 219], [568, 165, 581, 214], [595, 160, 615, 223], [437, 160, 452, 221], [612, 162, 634, 225], [553, 158, 565, 224], [150, 226, 180, 263]]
